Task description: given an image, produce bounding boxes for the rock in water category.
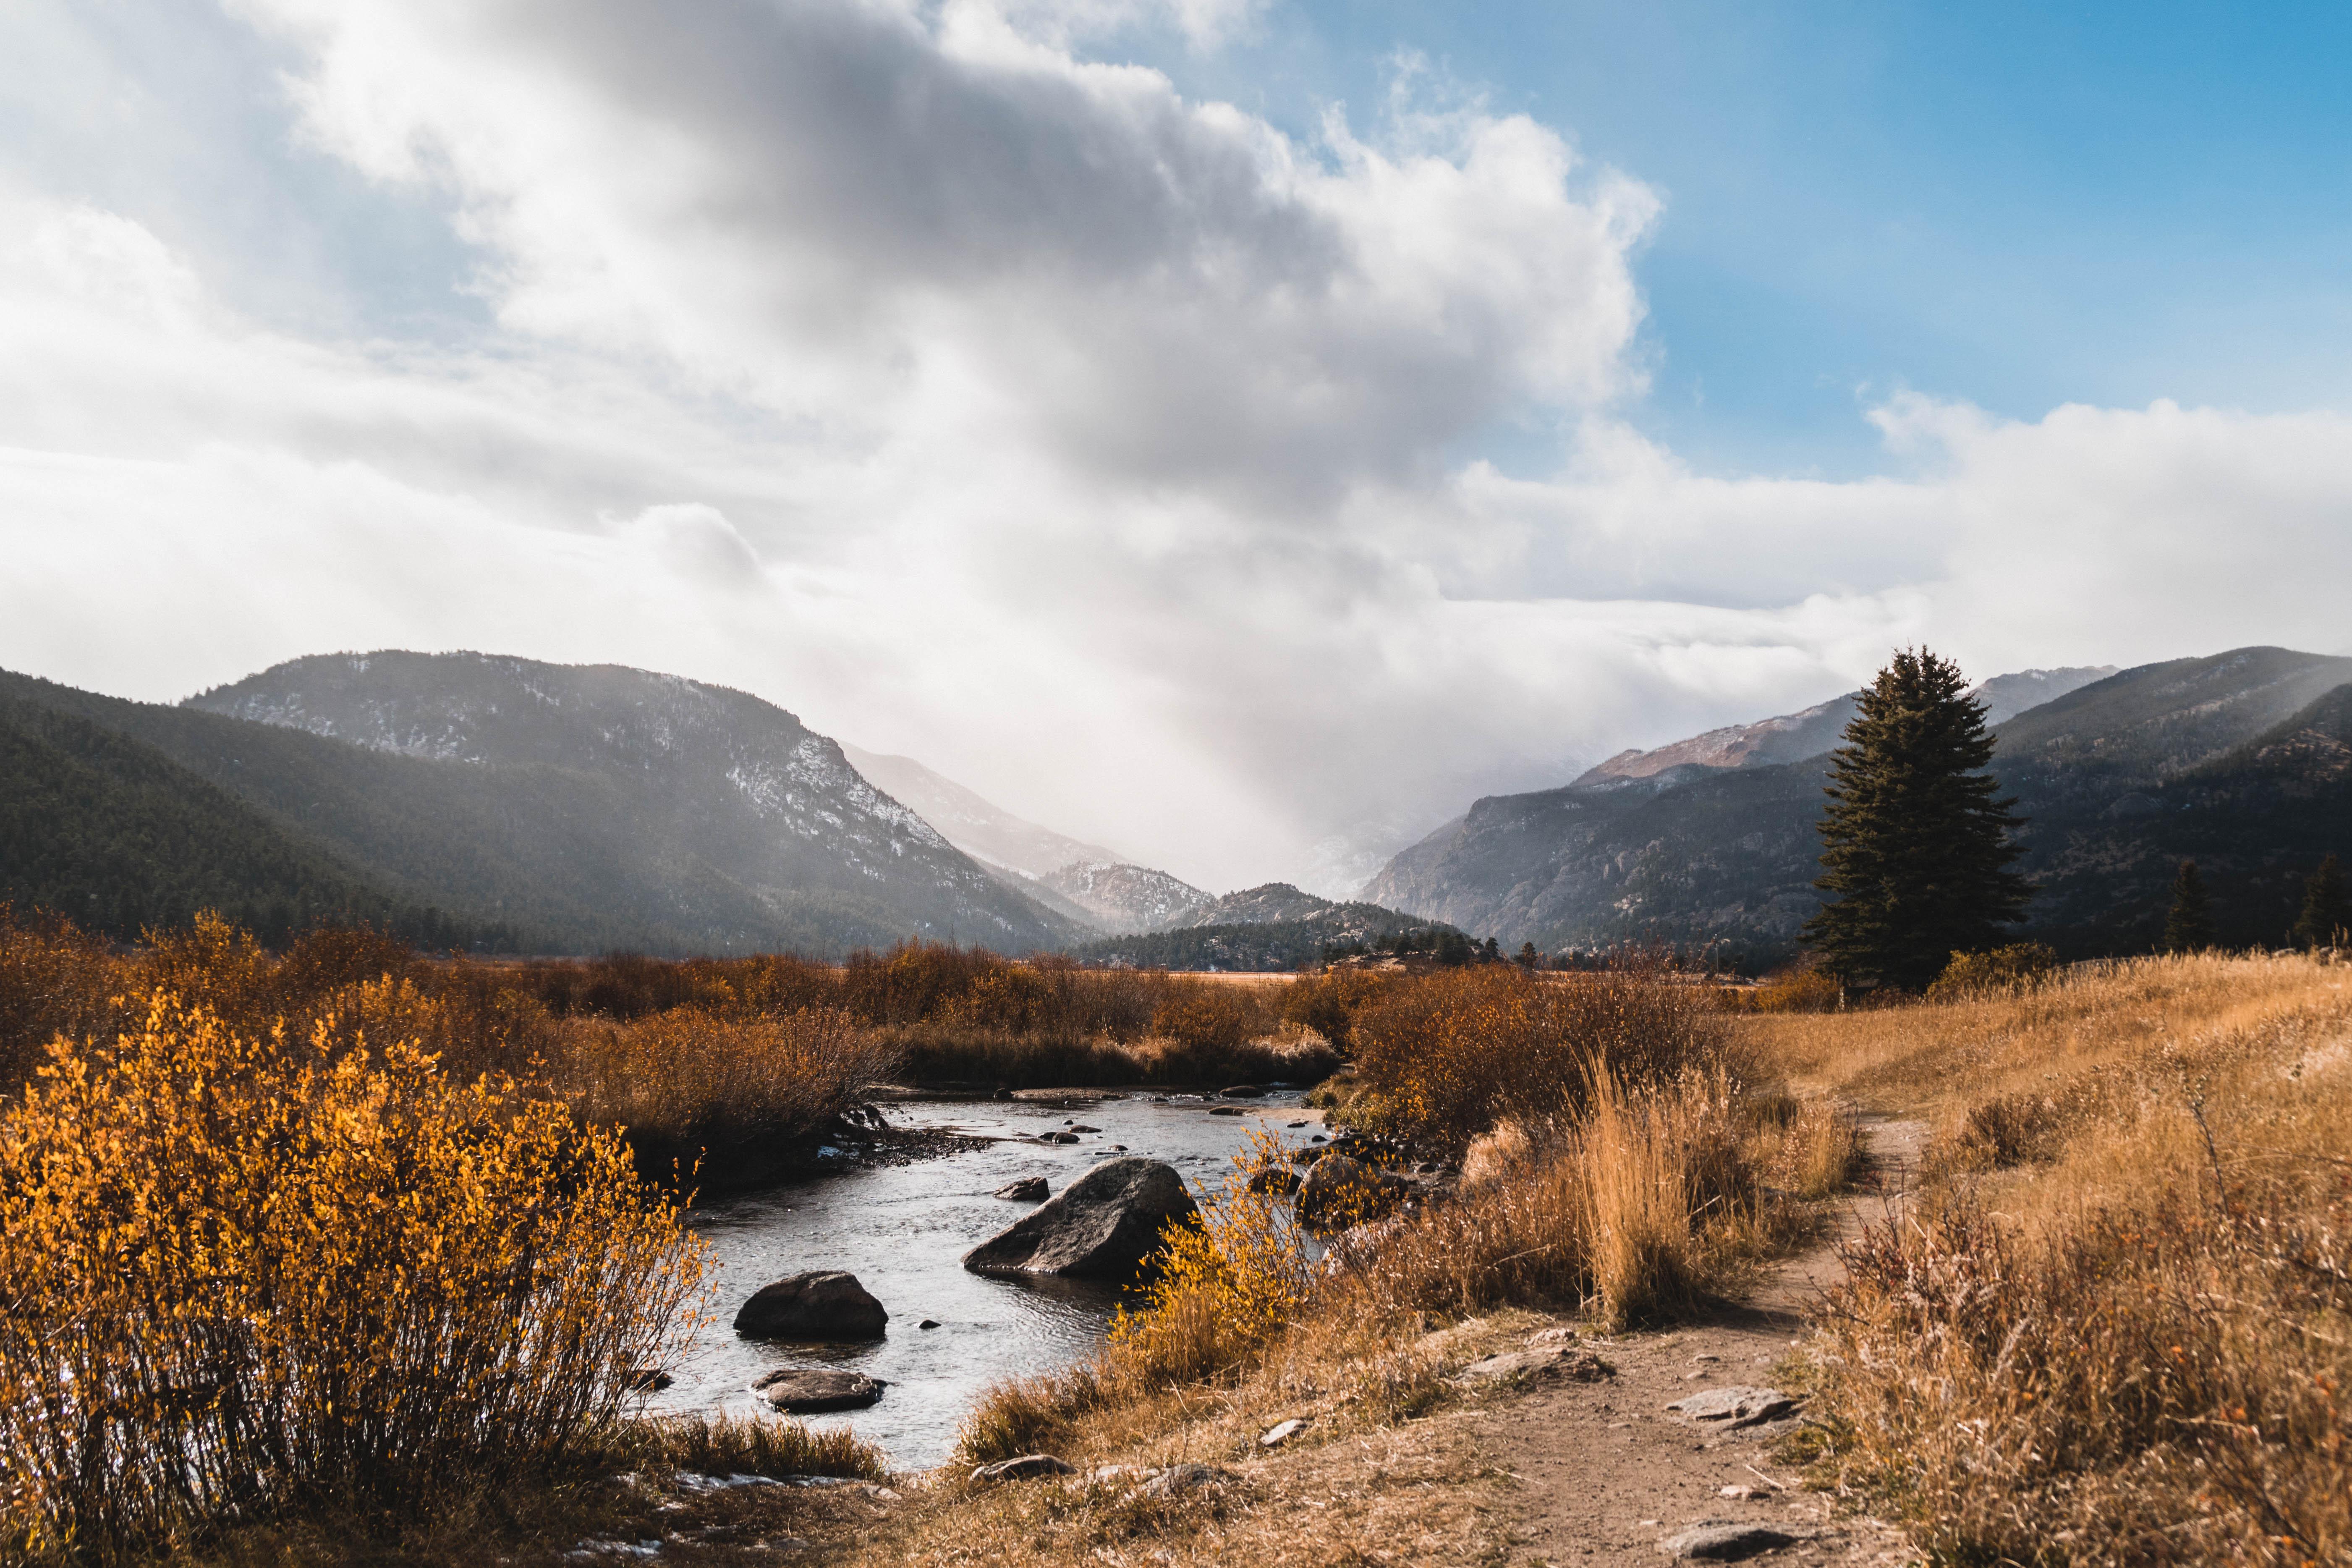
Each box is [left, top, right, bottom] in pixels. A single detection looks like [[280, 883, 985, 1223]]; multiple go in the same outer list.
[[963, 1157, 1198, 1279], [994, 1177, 1049, 1202], [752, 1368, 885, 1413], [733, 1271, 889, 1340], [1246, 1165, 1301, 1194], [1656, 1522, 1797, 1560], [1295, 1153, 1403, 1229], [1219, 1085, 1266, 1098]]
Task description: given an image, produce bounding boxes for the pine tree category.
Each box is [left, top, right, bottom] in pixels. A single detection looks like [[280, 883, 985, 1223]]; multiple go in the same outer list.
[[2293, 852, 2347, 950], [2161, 860, 2213, 953], [1802, 649, 2032, 990]]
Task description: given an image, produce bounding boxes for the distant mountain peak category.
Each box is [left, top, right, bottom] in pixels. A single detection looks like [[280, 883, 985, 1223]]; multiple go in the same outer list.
[[1040, 861, 1209, 934], [838, 743, 1124, 880], [1568, 664, 2117, 789]]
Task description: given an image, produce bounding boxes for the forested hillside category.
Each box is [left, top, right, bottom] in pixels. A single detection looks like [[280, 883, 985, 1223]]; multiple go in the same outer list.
[[1, 654, 1084, 957], [1362, 647, 2352, 966], [0, 695, 510, 947]]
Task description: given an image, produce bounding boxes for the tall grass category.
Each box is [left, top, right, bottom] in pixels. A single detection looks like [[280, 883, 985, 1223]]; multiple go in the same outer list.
[[0, 995, 705, 1559], [1761, 952, 2352, 1566]]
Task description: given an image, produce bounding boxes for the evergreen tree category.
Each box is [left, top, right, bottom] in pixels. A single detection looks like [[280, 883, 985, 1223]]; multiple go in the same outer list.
[[1516, 941, 1540, 969], [2162, 860, 2213, 953], [1802, 649, 2032, 990], [2293, 852, 2347, 950]]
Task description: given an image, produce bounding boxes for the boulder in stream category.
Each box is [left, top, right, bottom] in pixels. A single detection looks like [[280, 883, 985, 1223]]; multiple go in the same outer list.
[[733, 1270, 888, 1340], [994, 1176, 1049, 1202], [963, 1157, 1198, 1279], [752, 1367, 885, 1413]]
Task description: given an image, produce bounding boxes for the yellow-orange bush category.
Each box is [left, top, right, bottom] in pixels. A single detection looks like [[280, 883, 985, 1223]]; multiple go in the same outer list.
[[1106, 1132, 1315, 1386], [0, 994, 706, 1559], [555, 1003, 902, 1148], [1347, 965, 1724, 1149]]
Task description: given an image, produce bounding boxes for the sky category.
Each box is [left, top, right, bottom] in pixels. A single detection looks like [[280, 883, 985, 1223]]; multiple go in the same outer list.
[[4, 0, 2352, 895]]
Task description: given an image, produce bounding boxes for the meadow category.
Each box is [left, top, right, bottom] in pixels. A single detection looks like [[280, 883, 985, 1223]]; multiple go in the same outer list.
[[1748, 951, 2352, 1566], [8, 901, 2333, 1565]]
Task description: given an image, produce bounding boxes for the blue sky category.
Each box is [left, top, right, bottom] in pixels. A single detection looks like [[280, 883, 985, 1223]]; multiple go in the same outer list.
[[3, 0, 2351, 890], [1153, 1, 2352, 476]]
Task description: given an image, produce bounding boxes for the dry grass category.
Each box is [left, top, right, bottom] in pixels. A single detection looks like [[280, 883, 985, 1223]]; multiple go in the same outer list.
[[625, 1412, 887, 1482], [1754, 951, 2352, 1567]]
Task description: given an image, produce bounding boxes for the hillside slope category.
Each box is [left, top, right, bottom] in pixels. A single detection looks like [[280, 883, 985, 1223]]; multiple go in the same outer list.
[[840, 745, 1124, 881], [0, 694, 507, 948], [1039, 861, 1210, 933], [1362, 647, 2352, 963], [182, 652, 1083, 956]]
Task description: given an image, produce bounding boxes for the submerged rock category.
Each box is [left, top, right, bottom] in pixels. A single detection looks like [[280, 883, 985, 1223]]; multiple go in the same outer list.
[[963, 1157, 1198, 1279], [733, 1271, 888, 1340], [752, 1368, 885, 1413]]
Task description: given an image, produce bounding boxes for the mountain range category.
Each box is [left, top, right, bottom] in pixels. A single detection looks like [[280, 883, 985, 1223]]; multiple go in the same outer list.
[[1, 650, 1434, 959], [1361, 646, 2352, 964]]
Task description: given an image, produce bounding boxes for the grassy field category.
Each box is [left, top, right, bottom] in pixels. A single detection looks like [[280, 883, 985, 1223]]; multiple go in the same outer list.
[[1745, 952, 2352, 1566]]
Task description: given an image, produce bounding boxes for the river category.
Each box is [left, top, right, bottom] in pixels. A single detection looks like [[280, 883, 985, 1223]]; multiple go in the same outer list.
[[645, 1089, 1324, 1471]]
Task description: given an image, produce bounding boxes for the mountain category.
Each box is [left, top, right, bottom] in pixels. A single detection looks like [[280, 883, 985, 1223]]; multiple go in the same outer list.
[[1178, 882, 1342, 927], [0, 691, 507, 948], [1360, 648, 2352, 965], [1076, 898, 1455, 972], [1, 652, 1081, 957], [1039, 861, 1211, 933], [1569, 666, 2114, 787], [839, 745, 1124, 880]]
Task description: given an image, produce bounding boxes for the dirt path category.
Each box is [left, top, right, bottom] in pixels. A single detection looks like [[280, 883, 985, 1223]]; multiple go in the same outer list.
[[1484, 1116, 1926, 1565]]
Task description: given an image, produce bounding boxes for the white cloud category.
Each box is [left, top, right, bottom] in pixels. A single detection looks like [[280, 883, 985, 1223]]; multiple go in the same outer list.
[[1, 2, 2348, 898]]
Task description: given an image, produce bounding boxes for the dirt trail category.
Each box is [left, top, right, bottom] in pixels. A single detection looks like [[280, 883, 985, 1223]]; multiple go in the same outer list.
[[1486, 1116, 1926, 1565]]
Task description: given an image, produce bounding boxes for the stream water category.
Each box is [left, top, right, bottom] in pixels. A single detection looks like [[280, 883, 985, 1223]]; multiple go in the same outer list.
[[644, 1090, 1324, 1471]]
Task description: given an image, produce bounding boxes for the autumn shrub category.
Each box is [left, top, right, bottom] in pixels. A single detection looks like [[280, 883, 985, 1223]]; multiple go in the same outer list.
[[1279, 967, 1392, 1051], [0, 995, 706, 1559], [1345, 963, 1724, 1150], [1923, 940, 2061, 1001], [1731, 963, 1845, 1013], [555, 1004, 902, 1149], [0, 905, 116, 1097]]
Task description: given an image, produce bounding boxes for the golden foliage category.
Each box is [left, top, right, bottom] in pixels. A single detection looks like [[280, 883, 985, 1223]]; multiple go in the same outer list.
[[1345, 964, 1724, 1149], [556, 1003, 903, 1145], [0, 993, 706, 1559]]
